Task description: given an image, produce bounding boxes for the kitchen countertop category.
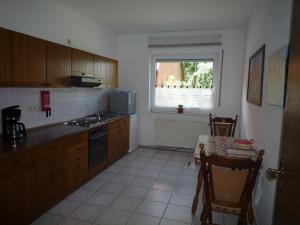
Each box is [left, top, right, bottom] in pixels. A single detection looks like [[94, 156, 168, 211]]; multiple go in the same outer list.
[[0, 114, 129, 157]]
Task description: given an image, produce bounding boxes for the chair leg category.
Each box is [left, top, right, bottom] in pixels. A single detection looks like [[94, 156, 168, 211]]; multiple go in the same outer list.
[[192, 168, 203, 214]]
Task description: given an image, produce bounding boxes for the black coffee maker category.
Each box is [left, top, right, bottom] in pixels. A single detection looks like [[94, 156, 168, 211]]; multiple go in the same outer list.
[[1, 105, 26, 139]]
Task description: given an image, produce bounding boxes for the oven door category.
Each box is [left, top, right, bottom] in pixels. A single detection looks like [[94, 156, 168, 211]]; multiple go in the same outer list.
[[88, 126, 108, 169]]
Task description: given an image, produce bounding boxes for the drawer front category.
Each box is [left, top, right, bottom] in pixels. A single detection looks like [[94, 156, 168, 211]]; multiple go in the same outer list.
[[0, 151, 28, 177], [67, 132, 88, 147], [108, 120, 120, 130], [67, 142, 88, 157]]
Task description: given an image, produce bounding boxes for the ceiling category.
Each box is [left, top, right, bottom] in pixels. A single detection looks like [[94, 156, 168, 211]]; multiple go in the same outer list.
[[58, 0, 258, 34]]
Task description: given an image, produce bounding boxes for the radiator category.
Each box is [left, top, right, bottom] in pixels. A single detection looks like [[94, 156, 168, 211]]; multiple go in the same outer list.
[[154, 119, 209, 149]]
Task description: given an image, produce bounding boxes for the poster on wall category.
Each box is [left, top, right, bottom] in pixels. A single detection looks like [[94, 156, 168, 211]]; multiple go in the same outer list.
[[267, 45, 289, 106], [247, 44, 266, 106]]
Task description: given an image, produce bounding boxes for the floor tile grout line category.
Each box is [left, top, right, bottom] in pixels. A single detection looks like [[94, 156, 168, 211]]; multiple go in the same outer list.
[[42, 148, 197, 225]]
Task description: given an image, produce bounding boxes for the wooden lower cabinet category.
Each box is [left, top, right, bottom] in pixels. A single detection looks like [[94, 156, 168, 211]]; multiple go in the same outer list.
[[108, 122, 120, 163], [119, 117, 130, 156], [108, 117, 130, 164], [0, 117, 130, 225], [0, 132, 88, 225]]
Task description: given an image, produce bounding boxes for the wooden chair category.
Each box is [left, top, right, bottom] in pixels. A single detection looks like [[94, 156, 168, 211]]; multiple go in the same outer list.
[[199, 146, 264, 225], [209, 114, 238, 137]]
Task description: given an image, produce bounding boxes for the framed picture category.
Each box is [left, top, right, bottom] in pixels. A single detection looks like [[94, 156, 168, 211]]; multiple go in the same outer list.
[[267, 45, 289, 106], [247, 44, 265, 106]]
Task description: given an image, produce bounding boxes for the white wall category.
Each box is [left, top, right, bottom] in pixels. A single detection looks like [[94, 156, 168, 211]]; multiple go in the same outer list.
[[118, 29, 245, 148], [240, 0, 293, 224], [0, 0, 117, 59]]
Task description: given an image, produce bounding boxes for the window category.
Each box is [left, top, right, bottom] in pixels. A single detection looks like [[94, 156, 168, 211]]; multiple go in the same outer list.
[[149, 49, 221, 114]]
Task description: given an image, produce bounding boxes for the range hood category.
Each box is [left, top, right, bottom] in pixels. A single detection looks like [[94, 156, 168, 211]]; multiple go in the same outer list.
[[70, 75, 102, 87]]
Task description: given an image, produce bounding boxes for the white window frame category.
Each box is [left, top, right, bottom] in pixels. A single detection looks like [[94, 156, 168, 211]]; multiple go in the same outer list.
[[149, 47, 221, 114]]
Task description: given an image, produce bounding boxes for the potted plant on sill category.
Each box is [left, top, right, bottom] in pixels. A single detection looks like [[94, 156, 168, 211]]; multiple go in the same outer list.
[[177, 104, 184, 113]]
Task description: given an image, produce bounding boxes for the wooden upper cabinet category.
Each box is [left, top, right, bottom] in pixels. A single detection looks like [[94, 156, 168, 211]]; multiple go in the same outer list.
[[106, 59, 118, 88], [93, 55, 107, 88], [46, 42, 72, 87], [0, 28, 11, 85], [11, 31, 46, 86], [72, 49, 94, 77]]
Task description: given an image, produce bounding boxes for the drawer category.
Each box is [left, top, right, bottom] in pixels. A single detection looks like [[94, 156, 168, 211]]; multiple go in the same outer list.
[[108, 120, 120, 130], [119, 117, 129, 127], [67, 143, 88, 157], [66, 132, 88, 147], [0, 151, 29, 176]]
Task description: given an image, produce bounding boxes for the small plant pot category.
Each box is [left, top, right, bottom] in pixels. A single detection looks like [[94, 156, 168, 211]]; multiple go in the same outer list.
[[177, 107, 184, 113]]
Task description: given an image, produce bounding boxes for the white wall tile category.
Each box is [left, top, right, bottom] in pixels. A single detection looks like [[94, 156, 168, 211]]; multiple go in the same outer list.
[[0, 87, 112, 134]]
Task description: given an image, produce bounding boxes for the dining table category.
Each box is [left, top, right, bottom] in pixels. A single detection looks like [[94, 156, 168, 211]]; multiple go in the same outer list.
[[191, 135, 257, 223]]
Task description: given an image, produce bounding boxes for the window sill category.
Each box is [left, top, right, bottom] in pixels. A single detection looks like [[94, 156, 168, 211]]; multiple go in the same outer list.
[[149, 109, 211, 116]]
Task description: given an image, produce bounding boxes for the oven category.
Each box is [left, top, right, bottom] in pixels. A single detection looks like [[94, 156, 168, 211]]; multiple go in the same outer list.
[[88, 125, 108, 169]]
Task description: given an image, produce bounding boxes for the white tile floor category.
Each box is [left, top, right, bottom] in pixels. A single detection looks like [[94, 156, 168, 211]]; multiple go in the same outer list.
[[31, 147, 241, 225]]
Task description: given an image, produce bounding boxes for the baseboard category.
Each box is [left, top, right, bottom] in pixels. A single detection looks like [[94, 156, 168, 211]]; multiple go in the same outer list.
[[138, 145, 194, 152]]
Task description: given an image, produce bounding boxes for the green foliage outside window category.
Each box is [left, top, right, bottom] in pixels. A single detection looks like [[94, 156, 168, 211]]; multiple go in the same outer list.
[[161, 61, 213, 88], [181, 61, 213, 88]]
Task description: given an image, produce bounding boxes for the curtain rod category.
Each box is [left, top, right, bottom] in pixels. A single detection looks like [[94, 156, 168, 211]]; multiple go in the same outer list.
[[148, 42, 222, 48]]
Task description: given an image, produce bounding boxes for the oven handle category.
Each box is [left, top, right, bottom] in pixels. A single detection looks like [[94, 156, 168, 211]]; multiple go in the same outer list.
[[89, 132, 109, 141]]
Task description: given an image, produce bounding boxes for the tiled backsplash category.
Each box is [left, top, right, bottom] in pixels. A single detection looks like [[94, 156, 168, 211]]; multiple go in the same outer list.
[[0, 88, 111, 134]]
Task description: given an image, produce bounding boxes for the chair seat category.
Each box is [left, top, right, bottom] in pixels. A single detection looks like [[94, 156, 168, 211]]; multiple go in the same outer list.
[[211, 202, 241, 215]]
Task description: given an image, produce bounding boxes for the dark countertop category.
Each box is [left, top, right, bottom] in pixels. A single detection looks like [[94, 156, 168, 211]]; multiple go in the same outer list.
[[0, 114, 130, 158]]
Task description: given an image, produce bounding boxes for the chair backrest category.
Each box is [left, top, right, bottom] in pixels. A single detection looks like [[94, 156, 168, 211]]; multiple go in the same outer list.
[[200, 144, 264, 223], [209, 114, 238, 137]]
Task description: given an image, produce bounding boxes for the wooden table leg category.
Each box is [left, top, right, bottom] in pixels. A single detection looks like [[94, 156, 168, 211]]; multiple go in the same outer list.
[[192, 168, 203, 214]]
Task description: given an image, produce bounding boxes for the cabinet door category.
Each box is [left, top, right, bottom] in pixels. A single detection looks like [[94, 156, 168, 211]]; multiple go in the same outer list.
[[0, 27, 11, 85], [0, 151, 38, 225], [72, 49, 94, 76], [119, 118, 130, 156], [35, 139, 68, 212], [66, 143, 88, 192], [108, 128, 120, 163], [106, 59, 118, 88], [46, 42, 71, 87], [93, 55, 107, 88], [11, 32, 46, 86]]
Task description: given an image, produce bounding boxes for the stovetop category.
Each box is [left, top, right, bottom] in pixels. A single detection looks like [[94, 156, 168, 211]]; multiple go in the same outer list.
[[64, 112, 127, 128]]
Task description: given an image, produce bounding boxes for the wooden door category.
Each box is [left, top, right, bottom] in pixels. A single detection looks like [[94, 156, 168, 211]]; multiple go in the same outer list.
[[106, 59, 118, 88], [93, 55, 107, 88], [273, 1, 300, 224], [72, 49, 94, 77], [46, 42, 71, 87], [11, 32, 46, 86], [0, 27, 11, 85]]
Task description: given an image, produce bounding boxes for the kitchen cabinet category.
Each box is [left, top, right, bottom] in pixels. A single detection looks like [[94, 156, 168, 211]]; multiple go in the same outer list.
[[46, 42, 72, 87], [108, 117, 130, 164], [66, 142, 88, 192], [0, 132, 88, 225], [119, 117, 130, 156], [0, 27, 11, 85], [72, 48, 94, 77], [93, 55, 107, 88], [94, 56, 118, 88], [0, 116, 130, 225], [106, 59, 118, 88], [11, 31, 46, 86], [0, 26, 118, 88], [108, 120, 121, 163]]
